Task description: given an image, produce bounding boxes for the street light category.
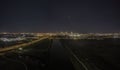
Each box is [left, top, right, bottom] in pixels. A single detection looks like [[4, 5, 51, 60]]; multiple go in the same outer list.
[[18, 47, 23, 51]]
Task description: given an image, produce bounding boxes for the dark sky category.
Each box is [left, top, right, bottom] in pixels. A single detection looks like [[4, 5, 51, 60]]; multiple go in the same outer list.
[[0, 0, 120, 33]]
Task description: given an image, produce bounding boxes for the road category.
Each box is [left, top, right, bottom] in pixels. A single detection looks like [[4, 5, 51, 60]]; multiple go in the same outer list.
[[48, 39, 75, 70], [61, 38, 120, 70], [1, 36, 119, 70], [0, 36, 48, 53], [0, 37, 77, 70], [0, 38, 51, 70]]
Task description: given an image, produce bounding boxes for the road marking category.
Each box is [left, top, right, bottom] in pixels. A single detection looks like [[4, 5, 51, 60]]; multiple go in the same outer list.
[[65, 46, 88, 70]]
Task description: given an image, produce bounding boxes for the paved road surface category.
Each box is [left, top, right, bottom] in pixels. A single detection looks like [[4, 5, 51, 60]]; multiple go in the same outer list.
[[48, 39, 75, 70]]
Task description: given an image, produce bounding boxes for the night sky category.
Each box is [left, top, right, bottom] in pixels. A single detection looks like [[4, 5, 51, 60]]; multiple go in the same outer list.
[[0, 0, 120, 33]]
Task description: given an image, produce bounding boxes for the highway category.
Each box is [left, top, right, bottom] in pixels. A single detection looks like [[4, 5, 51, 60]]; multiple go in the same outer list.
[[0, 37, 51, 70], [0, 36, 49, 53], [0, 36, 99, 70], [0, 35, 120, 70], [48, 39, 75, 70], [0, 36, 76, 70], [60, 38, 120, 70]]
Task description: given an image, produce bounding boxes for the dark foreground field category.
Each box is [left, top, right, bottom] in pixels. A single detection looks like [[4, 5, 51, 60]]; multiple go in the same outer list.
[[0, 39, 52, 70], [0, 38, 120, 70], [61, 38, 120, 70]]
